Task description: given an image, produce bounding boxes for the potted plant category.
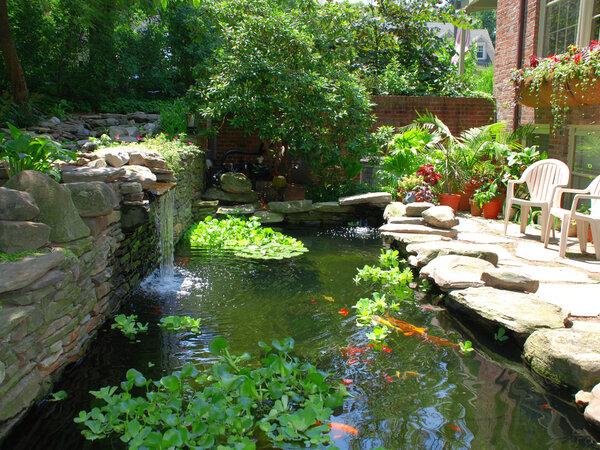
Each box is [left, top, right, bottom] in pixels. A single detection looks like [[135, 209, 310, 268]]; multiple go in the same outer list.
[[472, 181, 504, 219]]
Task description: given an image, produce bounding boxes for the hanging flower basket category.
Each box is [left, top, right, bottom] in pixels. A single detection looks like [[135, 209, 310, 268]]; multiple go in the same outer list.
[[567, 69, 600, 106], [516, 73, 578, 108]]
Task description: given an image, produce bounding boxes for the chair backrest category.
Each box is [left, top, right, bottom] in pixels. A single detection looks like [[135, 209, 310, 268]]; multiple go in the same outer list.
[[586, 174, 600, 218], [521, 159, 570, 202]]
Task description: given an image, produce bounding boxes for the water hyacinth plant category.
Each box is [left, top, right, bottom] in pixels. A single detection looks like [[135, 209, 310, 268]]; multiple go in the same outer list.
[[185, 216, 308, 260]]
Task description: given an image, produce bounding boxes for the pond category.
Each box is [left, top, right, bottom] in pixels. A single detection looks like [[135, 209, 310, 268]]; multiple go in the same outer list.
[[3, 227, 599, 449]]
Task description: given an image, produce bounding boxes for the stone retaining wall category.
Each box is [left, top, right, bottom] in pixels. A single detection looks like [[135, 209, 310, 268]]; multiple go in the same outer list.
[[0, 144, 205, 439]]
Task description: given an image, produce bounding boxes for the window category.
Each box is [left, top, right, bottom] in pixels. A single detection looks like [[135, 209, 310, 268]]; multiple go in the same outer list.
[[539, 0, 599, 56], [569, 126, 600, 190], [476, 43, 485, 59]]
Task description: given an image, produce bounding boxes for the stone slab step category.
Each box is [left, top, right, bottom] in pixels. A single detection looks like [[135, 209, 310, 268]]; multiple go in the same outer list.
[[406, 241, 500, 267], [379, 223, 457, 238]]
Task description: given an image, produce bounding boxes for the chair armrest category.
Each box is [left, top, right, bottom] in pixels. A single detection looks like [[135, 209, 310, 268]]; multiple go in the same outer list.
[[552, 185, 581, 208], [506, 179, 524, 199], [571, 194, 600, 215]]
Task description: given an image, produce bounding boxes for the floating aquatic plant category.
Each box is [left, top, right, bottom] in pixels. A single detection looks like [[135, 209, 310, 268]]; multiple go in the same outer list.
[[158, 315, 201, 333], [185, 216, 308, 260]]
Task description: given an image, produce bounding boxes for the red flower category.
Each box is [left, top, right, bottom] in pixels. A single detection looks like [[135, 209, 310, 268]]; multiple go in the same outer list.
[[591, 40, 599, 50], [574, 53, 582, 64], [529, 55, 539, 68]]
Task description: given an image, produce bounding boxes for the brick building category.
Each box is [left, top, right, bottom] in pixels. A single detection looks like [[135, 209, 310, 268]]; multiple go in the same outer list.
[[463, 0, 600, 189]]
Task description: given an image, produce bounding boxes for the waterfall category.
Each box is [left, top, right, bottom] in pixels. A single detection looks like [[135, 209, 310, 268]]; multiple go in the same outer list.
[[157, 189, 175, 279]]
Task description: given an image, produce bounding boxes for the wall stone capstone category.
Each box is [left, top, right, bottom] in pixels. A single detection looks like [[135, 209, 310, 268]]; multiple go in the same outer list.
[[0, 187, 39, 221], [64, 181, 120, 217]]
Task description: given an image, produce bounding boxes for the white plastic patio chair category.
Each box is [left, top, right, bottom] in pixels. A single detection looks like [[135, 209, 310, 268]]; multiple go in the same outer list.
[[544, 174, 600, 259], [503, 159, 570, 242]]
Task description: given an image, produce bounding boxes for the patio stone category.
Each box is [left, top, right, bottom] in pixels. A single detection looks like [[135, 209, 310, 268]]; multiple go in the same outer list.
[[405, 202, 434, 217], [406, 241, 499, 268], [268, 200, 312, 214], [339, 192, 392, 206], [379, 223, 457, 238], [447, 286, 565, 346], [216, 204, 255, 216], [312, 202, 354, 213], [481, 267, 539, 293], [422, 206, 459, 229], [252, 211, 284, 223], [523, 328, 600, 390], [420, 255, 494, 291], [383, 202, 406, 220], [388, 217, 426, 225]]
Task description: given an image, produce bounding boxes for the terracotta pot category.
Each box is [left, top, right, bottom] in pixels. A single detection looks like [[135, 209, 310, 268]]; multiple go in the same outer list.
[[470, 199, 482, 216], [517, 73, 578, 108], [438, 193, 461, 213], [482, 198, 504, 220], [458, 180, 483, 211], [567, 70, 600, 106], [283, 183, 306, 201]]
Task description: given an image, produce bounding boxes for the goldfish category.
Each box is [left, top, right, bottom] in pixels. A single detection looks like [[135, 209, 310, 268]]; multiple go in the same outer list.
[[347, 358, 358, 365], [341, 346, 363, 356], [323, 295, 335, 302], [447, 425, 462, 432], [333, 434, 342, 439], [381, 345, 392, 353], [311, 299, 317, 304], [329, 423, 359, 434], [372, 315, 459, 348], [382, 372, 394, 383], [341, 379, 353, 385], [339, 308, 349, 316], [403, 371, 421, 378]]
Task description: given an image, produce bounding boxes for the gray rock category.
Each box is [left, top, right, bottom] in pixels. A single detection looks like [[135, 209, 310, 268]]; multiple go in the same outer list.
[[125, 126, 140, 137], [120, 205, 149, 231], [220, 172, 252, 194], [0, 251, 65, 294], [585, 384, 600, 430], [86, 159, 106, 168], [405, 202, 434, 217], [119, 182, 143, 194], [216, 204, 255, 216], [481, 267, 539, 293], [339, 192, 392, 206], [422, 206, 459, 229], [61, 166, 126, 183], [64, 182, 119, 217], [379, 223, 458, 238], [0, 221, 50, 253], [268, 200, 313, 214], [5, 171, 90, 242], [312, 202, 354, 213], [121, 165, 157, 189], [40, 117, 60, 127], [523, 328, 600, 390], [405, 241, 499, 268], [0, 187, 39, 220], [94, 147, 130, 167], [128, 149, 167, 170], [81, 141, 99, 152], [383, 202, 407, 220], [117, 136, 137, 144], [108, 125, 127, 139], [421, 255, 494, 290], [447, 286, 565, 345], [382, 232, 450, 250], [252, 211, 285, 223]]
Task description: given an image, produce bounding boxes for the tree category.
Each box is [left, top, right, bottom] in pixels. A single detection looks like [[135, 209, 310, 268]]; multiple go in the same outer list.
[[0, 0, 28, 104], [194, 0, 374, 181]]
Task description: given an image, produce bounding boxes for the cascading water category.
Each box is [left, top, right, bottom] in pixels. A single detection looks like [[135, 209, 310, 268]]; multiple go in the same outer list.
[[156, 188, 175, 279]]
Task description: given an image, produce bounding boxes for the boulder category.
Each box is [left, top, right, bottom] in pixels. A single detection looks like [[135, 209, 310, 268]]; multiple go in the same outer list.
[[585, 384, 600, 430], [339, 192, 392, 206], [202, 187, 259, 203], [422, 206, 459, 229], [129, 149, 168, 170], [447, 286, 565, 345], [420, 255, 494, 290], [0, 187, 39, 221], [61, 166, 126, 183], [64, 182, 119, 217], [86, 159, 106, 168], [5, 171, 90, 243], [481, 267, 539, 293], [119, 182, 143, 194], [108, 125, 127, 139], [379, 223, 458, 238], [216, 204, 255, 216], [523, 328, 600, 390], [0, 251, 65, 295], [121, 165, 157, 189], [220, 172, 252, 194], [268, 200, 313, 214], [405, 202, 434, 217], [252, 211, 285, 223], [312, 202, 355, 213], [405, 241, 499, 268], [0, 221, 50, 254], [383, 202, 407, 220], [94, 147, 131, 167]]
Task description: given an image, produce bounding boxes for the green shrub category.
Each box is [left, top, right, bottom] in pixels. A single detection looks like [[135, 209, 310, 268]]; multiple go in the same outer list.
[[159, 98, 189, 139]]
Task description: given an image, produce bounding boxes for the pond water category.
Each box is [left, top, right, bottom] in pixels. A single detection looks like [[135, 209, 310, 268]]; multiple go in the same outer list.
[[3, 227, 599, 449]]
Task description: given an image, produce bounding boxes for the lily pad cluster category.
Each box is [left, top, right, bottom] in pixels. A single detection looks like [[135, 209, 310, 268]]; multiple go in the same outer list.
[[74, 338, 346, 448], [186, 216, 308, 260]]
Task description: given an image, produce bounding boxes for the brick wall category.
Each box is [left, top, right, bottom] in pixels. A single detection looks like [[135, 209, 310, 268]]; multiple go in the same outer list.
[[209, 95, 496, 169]]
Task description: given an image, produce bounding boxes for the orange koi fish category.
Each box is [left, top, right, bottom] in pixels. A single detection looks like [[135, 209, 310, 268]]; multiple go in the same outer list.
[[382, 372, 394, 383], [347, 358, 358, 365], [339, 308, 349, 316], [447, 425, 462, 433], [373, 315, 459, 348], [381, 345, 392, 353], [341, 346, 363, 356], [329, 423, 359, 434], [403, 371, 421, 378], [341, 379, 353, 385]]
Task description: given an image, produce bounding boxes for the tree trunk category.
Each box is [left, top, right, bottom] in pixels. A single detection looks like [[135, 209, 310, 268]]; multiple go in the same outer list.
[[0, 0, 28, 104]]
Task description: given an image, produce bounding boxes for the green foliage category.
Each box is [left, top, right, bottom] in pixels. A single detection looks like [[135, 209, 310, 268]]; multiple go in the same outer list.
[[352, 250, 414, 347], [306, 179, 370, 202], [96, 98, 170, 114], [158, 316, 201, 334], [459, 341, 474, 354], [186, 216, 308, 260], [75, 338, 346, 448], [159, 98, 190, 139], [49, 390, 68, 402], [494, 327, 509, 342], [0, 249, 45, 263], [111, 314, 149, 340], [0, 123, 76, 180], [143, 133, 203, 173]]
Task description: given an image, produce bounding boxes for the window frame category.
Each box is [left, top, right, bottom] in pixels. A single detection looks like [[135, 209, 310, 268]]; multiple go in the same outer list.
[[476, 43, 485, 59], [568, 125, 600, 187], [537, 0, 596, 56]]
